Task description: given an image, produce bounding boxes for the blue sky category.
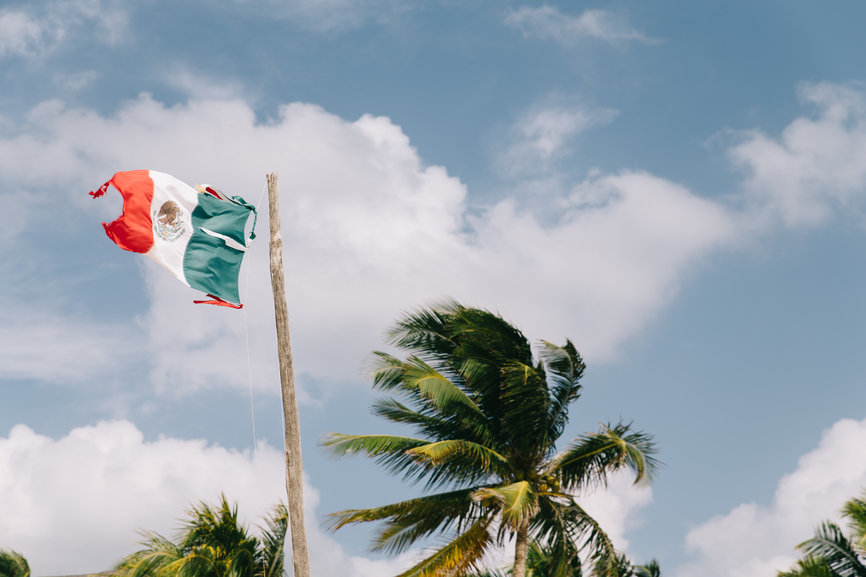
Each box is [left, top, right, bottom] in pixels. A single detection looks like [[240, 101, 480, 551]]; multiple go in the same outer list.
[[3, 1, 866, 576]]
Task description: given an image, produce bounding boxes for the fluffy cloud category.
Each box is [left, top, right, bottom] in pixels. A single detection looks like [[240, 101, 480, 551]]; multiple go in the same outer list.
[[0, 10, 42, 57], [0, 94, 739, 398], [0, 0, 128, 58], [729, 82, 866, 227], [498, 96, 618, 175], [676, 416, 866, 577], [578, 473, 654, 553], [0, 304, 135, 383], [0, 420, 656, 577], [504, 5, 654, 45], [231, 0, 410, 32], [4, 82, 866, 398], [0, 420, 418, 577]]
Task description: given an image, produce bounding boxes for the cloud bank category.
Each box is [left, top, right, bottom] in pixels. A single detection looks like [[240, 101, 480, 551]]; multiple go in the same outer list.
[[0, 0, 127, 58], [677, 416, 866, 577], [504, 5, 654, 46], [0, 421, 651, 576], [3, 82, 866, 397], [0, 94, 739, 397]]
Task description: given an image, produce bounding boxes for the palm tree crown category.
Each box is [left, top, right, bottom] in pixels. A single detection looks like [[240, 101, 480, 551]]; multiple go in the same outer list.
[[322, 301, 659, 577], [779, 489, 866, 577], [0, 549, 29, 577], [115, 494, 287, 577]]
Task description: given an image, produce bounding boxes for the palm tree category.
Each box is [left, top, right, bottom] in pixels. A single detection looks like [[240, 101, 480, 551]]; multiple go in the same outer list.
[[115, 494, 287, 577], [0, 550, 29, 577], [779, 489, 866, 576], [631, 559, 661, 577], [470, 542, 660, 577], [322, 301, 659, 577]]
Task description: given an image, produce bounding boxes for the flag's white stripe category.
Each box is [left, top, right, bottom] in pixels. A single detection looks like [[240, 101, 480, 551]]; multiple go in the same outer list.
[[199, 227, 248, 251], [144, 171, 200, 286]]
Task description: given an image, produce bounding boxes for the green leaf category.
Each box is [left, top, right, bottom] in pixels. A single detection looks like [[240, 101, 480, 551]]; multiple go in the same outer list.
[[539, 340, 585, 440], [396, 516, 495, 577], [843, 492, 866, 554], [326, 489, 478, 554], [633, 559, 661, 577], [407, 440, 510, 474], [473, 481, 537, 529], [0, 550, 30, 577], [554, 423, 659, 491], [778, 556, 838, 577], [797, 522, 866, 577]]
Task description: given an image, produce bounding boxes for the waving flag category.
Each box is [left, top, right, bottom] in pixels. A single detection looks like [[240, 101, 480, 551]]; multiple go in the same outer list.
[[90, 170, 257, 308]]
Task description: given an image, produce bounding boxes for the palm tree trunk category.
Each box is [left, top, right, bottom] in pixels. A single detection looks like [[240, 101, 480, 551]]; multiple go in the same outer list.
[[267, 172, 311, 577], [513, 521, 529, 577]]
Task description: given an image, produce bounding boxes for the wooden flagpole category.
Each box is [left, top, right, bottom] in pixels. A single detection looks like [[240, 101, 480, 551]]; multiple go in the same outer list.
[[267, 172, 311, 577]]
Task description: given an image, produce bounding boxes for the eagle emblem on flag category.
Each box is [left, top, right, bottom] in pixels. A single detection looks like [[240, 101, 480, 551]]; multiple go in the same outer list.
[[153, 201, 186, 242]]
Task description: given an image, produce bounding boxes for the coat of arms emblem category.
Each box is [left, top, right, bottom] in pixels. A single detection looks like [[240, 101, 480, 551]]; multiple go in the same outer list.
[[153, 201, 186, 242]]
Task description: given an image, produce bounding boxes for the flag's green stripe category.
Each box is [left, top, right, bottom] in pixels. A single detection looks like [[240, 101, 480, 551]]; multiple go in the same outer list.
[[183, 194, 254, 305]]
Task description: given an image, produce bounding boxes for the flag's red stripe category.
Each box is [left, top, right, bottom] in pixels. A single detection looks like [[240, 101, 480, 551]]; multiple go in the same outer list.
[[99, 170, 155, 254], [193, 294, 243, 309]]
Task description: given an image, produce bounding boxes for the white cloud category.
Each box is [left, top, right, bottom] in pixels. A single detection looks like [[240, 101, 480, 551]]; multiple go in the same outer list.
[[0, 10, 42, 57], [0, 420, 418, 577], [163, 65, 251, 101], [499, 96, 618, 175], [676, 416, 866, 577], [579, 473, 654, 553], [0, 94, 739, 397], [4, 82, 866, 397], [0, 305, 137, 383], [54, 70, 99, 91], [729, 81, 866, 227], [504, 5, 655, 46], [232, 0, 410, 32], [0, 0, 128, 59]]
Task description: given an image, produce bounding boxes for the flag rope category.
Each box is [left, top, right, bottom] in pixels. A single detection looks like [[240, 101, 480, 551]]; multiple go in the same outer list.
[[243, 181, 269, 520]]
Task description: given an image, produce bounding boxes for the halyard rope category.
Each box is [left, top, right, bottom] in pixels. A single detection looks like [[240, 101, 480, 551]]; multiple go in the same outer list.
[[243, 180, 269, 520]]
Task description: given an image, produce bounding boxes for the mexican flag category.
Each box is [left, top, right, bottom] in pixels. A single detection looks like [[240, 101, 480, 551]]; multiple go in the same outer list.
[[90, 170, 257, 308]]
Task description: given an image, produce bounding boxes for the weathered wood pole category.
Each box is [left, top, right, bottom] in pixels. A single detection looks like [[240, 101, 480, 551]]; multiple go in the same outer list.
[[267, 172, 311, 577]]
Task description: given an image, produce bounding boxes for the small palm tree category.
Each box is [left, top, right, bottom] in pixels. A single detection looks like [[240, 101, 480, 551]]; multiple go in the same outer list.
[[779, 489, 866, 576], [115, 494, 287, 577], [322, 301, 659, 577], [468, 541, 660, 577], [0, 550, 29, 577]]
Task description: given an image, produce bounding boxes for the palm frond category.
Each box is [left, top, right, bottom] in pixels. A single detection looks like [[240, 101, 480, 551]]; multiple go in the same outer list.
[[499, 360, 552, 456], [320, 433, 431, 477], [539, 340, 585, 441], [531, 498, 618, 577], [843, 492, 866, 553], [258, 503, 288, 577], [115, 531, 186, 577], [326, 489, 478, 554], [396, 516, 495, 577], [372, 398, 487, 444], [385, 299, 461, 355], [553, 424, 659, 492], [778, 556, 838, 577], [633, 559, 661, 577], [407, 440, 511, 476], [525, 536, 583, 577], [474, 481, 538, 529], [0, 550, 31, 577], [368, 353, 494, 447], [404, 356, 484, 413], [797, 522, 866, 577]]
